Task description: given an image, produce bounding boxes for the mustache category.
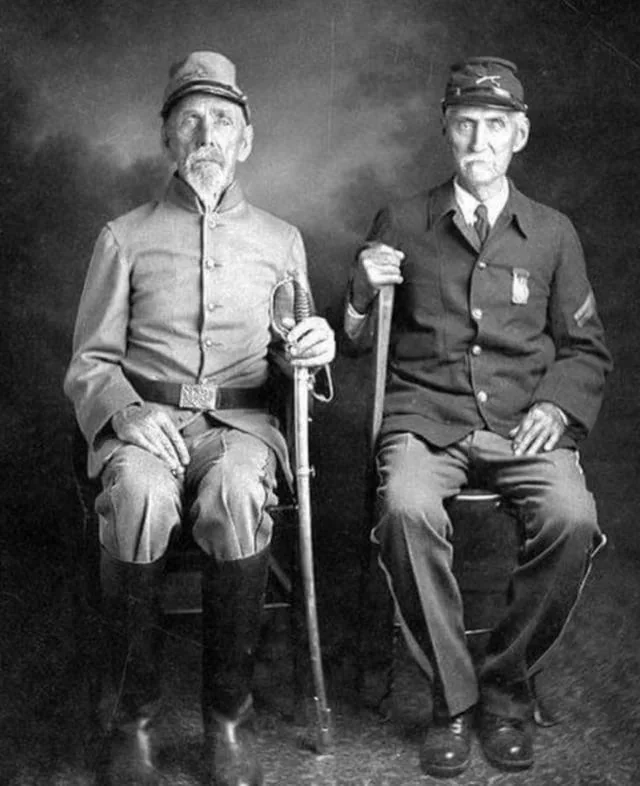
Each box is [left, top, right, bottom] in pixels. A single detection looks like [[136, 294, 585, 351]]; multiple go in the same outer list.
[[189, 148, 224, 166], [461, 155, 493, 166]]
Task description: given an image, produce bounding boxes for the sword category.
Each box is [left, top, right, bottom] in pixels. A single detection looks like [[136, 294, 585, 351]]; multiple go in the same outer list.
[[291, 276, 333, 753], [370, 285, 395, 454]]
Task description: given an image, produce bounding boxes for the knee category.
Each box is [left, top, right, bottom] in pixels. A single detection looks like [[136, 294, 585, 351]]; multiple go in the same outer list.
[[198, 461, 272, 517], [527, 486, 599, 549], [97, 446, 182, 562], [192, 459, 276, 560], [376, 473, 446, 542], [105, 445, 179, 512]]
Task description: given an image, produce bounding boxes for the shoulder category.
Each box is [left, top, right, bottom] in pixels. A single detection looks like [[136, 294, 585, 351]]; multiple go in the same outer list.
[[380, 180, 452, 231], [106, 200, 161, 245], [243, 201, 302, 245], [510, 185, 578, 238], [384, 190, 430, 220]]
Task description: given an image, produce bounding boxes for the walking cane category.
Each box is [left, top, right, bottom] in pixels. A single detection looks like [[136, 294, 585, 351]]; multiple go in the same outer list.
[[291, 277, 333, 753]]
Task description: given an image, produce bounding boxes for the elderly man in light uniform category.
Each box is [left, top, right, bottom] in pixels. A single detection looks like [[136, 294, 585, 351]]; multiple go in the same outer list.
[[344, 57, 611, 777], [65, 51, 334, 786]]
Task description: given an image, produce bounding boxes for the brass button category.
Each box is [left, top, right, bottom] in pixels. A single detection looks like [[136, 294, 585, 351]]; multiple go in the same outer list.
[[477, 390, 488, 403], [471, 307, 483, 321], [471, 344, 482, 356]]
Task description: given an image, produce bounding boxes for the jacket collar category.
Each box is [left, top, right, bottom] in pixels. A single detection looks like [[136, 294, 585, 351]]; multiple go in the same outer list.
[[165, 173, 245, 215], [431, 177, 532, 238], [500, 180, 533, 238]]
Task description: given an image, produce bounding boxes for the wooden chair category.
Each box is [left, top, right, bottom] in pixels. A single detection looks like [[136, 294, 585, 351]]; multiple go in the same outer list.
[[358, 286, 558, 726]]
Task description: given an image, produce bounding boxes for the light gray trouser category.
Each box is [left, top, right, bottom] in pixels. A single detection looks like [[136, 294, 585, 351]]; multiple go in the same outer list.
[[96, 423, 278, 564]]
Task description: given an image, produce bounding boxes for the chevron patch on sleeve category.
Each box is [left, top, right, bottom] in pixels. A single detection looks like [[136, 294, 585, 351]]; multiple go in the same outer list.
[[574, 291, 596, 328]]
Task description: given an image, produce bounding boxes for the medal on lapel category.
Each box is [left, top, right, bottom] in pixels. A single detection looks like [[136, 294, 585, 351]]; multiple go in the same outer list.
[[511, 268, 530, 305]]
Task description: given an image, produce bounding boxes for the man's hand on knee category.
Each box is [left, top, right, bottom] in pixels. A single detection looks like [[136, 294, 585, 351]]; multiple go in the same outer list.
[[509, 402, 567, 456], [111, 402, 190, 476]]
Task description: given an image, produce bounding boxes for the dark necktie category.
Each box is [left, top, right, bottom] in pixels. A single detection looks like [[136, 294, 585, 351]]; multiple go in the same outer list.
[[474, 203, 490, 246]]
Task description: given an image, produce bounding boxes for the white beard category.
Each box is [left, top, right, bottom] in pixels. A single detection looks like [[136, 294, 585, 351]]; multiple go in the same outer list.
[[183, 154, 228, 208]]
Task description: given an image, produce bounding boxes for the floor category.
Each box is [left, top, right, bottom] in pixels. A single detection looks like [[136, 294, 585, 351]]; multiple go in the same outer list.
[[1, 372, 640, 784], [2, 500, 639, 785]]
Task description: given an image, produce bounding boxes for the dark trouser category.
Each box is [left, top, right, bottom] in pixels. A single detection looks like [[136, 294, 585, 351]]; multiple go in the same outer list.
[[373, 429, 604, 720]]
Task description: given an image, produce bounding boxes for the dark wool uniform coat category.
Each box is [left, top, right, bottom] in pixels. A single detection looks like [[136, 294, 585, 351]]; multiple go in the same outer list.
[[349, 178, 612, 449]]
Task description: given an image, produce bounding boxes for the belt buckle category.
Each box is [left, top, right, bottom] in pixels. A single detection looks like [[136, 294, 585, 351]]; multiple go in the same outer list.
[[179, 383, 218, 410]]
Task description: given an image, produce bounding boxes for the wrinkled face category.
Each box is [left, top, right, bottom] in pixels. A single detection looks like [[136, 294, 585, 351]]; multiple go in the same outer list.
[[163, 93, 253, 204], [444, 105, 529, 193]]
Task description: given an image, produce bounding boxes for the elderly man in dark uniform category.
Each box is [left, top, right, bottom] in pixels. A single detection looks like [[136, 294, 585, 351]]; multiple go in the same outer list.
[[65, 51, 335, 786], [344, 57, 611, 777]]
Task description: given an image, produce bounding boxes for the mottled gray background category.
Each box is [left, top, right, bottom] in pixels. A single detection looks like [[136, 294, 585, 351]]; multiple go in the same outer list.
[[1, 1, 639, 783]]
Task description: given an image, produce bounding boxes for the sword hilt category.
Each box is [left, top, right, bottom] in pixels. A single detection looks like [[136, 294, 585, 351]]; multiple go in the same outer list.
[[292, 276, 312, 324]]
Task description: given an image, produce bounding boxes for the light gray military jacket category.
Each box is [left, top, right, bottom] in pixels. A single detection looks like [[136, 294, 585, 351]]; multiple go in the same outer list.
[[65, 175, 309, 480]]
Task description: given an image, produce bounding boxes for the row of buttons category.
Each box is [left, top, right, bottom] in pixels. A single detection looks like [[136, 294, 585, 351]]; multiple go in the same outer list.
[[204, 245, 222, 324], [470, 253, 486, 403], [204, 297, 223, 346], [472, 262, 487, 403], [471, 343, 487, 401], [203, 213, 221, 352]]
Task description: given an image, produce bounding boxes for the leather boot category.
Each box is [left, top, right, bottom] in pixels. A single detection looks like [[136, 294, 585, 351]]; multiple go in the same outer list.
[[98, 549, 167, 786], [478, 709, 533, 771], [201, 549, 270, 786], [420, 681, 474, 779], [477, 680, 534, 771]]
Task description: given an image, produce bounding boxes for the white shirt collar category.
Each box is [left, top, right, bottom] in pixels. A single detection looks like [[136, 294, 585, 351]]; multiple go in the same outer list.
[[453, 178, 510, 228]]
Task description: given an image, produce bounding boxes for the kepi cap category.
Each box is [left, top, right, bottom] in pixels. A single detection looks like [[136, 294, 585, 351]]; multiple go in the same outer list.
[[442, 57, 527, 113], [161, 51, 251, 123]]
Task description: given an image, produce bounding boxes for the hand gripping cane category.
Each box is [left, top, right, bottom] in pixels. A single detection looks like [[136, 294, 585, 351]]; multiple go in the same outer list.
[[291, 277, 333, 752]]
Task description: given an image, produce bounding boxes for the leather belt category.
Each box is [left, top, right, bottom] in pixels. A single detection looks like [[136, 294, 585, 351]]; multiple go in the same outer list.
[[125, 371, 270, 411]]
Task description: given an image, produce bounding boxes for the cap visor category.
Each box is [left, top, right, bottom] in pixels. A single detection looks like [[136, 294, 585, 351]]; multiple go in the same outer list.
[[162, 82, 249, 119]]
